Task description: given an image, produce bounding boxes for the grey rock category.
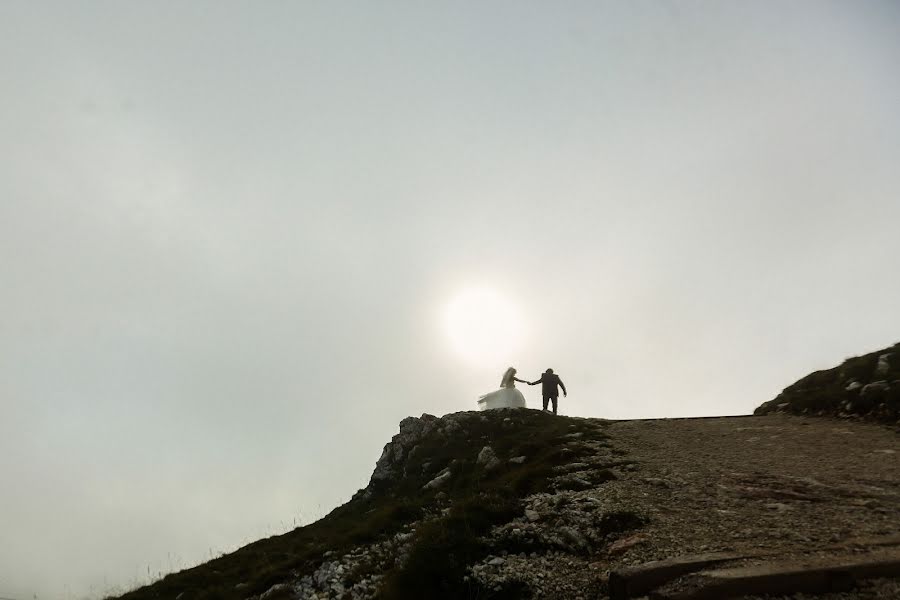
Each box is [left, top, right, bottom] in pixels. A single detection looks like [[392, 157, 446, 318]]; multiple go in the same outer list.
[[554, 475, 593, 491], [557, 526, 589, 551], [423, 469, 452, 490], [477, 446, 501, 471], [845, 381, 863, 392], [525, 508, 541, 522], [876, 353, 893, 376], [259, 583, 294, 600], [509, 456, 527, 464], [861, 381, 890, 398], [488, 557, 506, 566]]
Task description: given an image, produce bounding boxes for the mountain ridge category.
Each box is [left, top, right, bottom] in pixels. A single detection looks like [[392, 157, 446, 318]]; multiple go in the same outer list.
[[113, 346, 900, 600]]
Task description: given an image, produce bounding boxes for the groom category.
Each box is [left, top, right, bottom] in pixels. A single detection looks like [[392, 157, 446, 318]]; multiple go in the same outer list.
[[528, 368, 567, 415]]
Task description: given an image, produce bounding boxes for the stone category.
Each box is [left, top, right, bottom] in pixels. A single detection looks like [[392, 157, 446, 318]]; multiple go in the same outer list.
[[845, 381, 863, 392], [509, 456, 527, 464], [558, 526, 589, 552], [370, 414, 439, 482], [608, 534, 648, 555], [259, 583, 294, 600], [862, 381, 890, 397], [488, 557, 506, 566], [477, 445, 501, 471], [554, 475, 593, 491], [423, 469, 452, 490], [877, 353, 893, 376], [525, 509, 541, 522], [644, 477, 672, 488]]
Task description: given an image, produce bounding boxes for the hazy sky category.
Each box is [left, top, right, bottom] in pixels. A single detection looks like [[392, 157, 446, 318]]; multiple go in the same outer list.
[[2, 2, 899, 598]]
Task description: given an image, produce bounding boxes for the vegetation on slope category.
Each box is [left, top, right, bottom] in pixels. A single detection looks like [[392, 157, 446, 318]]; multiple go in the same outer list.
[[755, 341, 900, 424], [112, 409, 607, 600]]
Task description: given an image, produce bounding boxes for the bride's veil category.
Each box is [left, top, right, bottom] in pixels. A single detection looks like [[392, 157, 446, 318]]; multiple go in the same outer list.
[[500, 367, 516, 388]]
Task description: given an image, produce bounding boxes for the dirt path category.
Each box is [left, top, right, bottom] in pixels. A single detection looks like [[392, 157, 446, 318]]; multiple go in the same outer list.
[[604, 415, 900, 562], [590, 415, 900, 598]]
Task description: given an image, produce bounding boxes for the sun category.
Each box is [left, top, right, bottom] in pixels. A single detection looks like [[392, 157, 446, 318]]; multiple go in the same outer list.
[[441, 287, 527, 365]]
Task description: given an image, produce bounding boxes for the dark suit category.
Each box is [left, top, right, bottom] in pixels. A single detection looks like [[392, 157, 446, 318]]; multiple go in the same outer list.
[[530, 372, 566, 414]]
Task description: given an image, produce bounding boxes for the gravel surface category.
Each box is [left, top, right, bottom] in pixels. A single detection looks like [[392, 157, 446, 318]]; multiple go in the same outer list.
[[606, 415, 900, 561], [598, 414, 900, 597]]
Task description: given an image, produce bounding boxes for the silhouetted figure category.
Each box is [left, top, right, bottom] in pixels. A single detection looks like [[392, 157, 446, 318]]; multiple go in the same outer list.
[[477, 367, 529, 410], [529, 368, 567, 415]]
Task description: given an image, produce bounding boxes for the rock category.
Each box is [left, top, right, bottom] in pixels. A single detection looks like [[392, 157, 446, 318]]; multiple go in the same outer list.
[[644, 477, 672, 488], [845, 381, 863, 392], [509, 456, 527, 464], [477, 446, 501, 471], [370, 414, 439, 482], [554, 475, 593, 491], [488, 557, 506, 566], [259, 583, 294, 600], [423, 469, 452, 490], [608, 534, 648, 555], [877, 353, 893, 376], [525, 508, 541, 522], [862, 381, 890, 397], [558, 526, 589, 552]]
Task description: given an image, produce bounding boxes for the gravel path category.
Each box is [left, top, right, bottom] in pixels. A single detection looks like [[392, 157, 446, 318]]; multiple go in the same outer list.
[[600, 414, 900, 596]]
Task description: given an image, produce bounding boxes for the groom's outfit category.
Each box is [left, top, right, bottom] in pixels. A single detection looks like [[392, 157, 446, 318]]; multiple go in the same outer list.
[[530, 371, 566, 415]]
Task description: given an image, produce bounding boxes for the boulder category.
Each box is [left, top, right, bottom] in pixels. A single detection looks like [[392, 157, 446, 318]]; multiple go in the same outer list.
[[423, 469, 452, 490], [876, 353, 893, 376], [477, 446, 501, 471], [370, 414, 439, 482]]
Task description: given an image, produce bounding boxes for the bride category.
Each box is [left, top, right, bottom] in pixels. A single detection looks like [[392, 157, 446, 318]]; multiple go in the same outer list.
[[477, 367, 528, 410]]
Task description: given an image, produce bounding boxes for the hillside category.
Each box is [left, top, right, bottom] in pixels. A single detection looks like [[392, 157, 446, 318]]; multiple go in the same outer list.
[[114, 407, 900, 600], [755, 342, 900, 424]]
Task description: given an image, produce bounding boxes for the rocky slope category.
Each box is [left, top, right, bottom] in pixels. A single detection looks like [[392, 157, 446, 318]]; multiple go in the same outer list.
[[114, 406, 900, 600], [755, 342, 900, 424]]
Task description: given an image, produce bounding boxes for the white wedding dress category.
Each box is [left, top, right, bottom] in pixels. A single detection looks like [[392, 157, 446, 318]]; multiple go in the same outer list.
[[477, 368, 527, 410]]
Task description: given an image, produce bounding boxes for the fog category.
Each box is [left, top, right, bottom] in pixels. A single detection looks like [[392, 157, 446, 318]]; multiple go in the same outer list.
[[2, 2, 899, 597]]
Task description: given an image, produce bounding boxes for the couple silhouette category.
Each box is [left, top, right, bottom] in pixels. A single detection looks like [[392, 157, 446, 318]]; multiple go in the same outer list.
[[477, 367, 567, 414]]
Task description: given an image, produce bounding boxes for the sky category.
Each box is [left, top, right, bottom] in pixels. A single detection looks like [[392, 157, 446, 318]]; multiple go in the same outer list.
[[2, 1, 899, 598]]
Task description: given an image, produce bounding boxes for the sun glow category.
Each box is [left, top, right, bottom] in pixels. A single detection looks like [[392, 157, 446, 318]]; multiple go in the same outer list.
[[442, 287, 527, 365]]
